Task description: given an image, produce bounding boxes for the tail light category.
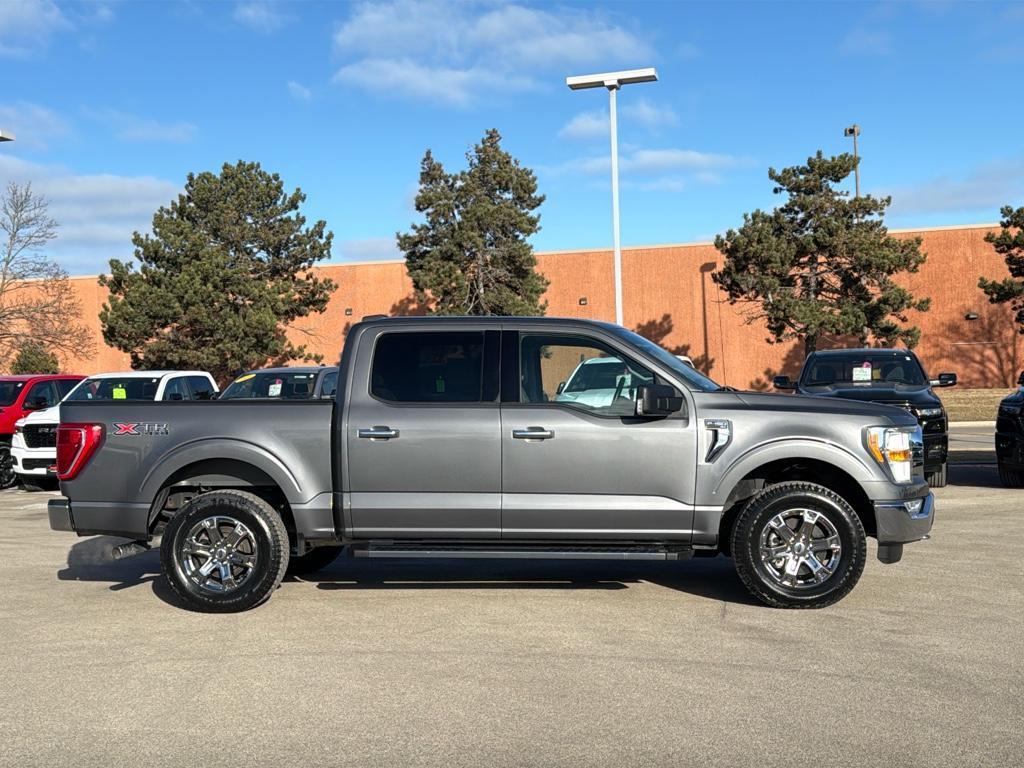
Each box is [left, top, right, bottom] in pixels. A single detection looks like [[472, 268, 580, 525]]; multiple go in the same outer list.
[[56, 423, 105, 480]]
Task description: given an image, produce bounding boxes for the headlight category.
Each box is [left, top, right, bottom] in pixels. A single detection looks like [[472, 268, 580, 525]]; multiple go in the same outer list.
[[865, 426, 920, 484], [916, 407, 943, 419]]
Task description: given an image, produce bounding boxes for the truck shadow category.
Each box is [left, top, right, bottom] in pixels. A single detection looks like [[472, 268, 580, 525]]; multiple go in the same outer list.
[[308, 555, 760, 606], [57, 536, 185, 607], [56, 538, 760, 608]]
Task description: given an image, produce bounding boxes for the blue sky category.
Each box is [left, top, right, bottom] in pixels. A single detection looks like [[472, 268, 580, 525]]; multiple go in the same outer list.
[[1, 0, 1022, 275]]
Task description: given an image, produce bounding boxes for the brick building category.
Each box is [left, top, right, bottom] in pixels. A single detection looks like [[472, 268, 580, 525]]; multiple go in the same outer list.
[[44, 223, 1022, 389]]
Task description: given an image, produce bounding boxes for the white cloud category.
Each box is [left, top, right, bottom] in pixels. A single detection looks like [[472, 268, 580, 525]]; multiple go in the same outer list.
[[552, 147, 741, 177], [0, 0, 70, 57], [83, 108, 198, 143], [884, 158, 1024, 216], [0, 102, 72, 149], [338, 237, 401, 262], [287, 80, 312, 101], [0, 155, 178, 274], [559, 98, 678, 140], [233, 1, 289, 32], [332, 0, 652, 105]]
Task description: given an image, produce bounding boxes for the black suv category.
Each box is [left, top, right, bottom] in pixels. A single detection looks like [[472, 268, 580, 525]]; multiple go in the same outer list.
[[995, 371, 1024, 487], [774, 349, 956, 487]]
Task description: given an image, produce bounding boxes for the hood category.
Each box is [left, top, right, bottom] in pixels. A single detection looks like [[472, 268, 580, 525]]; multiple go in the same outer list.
[[736, 391, 919, 427], [797, 382, 940, 407], [21, 404, 61, 425], [1001, 388, 1024, 407]]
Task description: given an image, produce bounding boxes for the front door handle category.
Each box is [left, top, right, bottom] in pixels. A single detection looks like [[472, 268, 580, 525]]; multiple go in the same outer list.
[[512, 427, 554, 440], [357, 426, 399, 440]]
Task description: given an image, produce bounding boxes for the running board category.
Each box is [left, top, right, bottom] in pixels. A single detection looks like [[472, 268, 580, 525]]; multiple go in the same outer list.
[[354, 544, 692, 561]]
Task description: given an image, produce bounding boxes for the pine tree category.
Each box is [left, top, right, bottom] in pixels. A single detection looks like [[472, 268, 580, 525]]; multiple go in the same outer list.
[[714, 151, 930, 355], [10, 341, 59, 374], [979, 205, 1024, 331], [397, 129, 548, 315], [100, 161, 336, 383]]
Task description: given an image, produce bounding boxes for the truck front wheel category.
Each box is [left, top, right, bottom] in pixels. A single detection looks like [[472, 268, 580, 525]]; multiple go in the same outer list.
[[730, 481, 867, 609], [160, 490, 289, 613]]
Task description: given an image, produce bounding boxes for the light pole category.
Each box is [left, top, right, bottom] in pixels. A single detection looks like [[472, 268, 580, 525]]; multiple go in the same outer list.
[[0, 130, 16, 143], [844, 123, 860, 198], [566, 68, 658, 327]]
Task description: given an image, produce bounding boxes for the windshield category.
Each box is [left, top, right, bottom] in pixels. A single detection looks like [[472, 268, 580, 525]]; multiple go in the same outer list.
[[0, 380, 26, 407], [611, 327, 721, 392], [65, 377, 162, 401], [801, 352, 927, 387], [220, 371, 319, 400]]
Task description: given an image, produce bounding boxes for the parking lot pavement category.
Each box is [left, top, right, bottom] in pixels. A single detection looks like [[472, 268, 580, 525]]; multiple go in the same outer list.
[[948, 422, 996, 463], [1, 473, 1021, 768]]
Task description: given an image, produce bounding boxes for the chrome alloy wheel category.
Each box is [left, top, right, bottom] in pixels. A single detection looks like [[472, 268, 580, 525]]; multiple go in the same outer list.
[[180, 516, 258, 593], [758, 509, 842, 589]]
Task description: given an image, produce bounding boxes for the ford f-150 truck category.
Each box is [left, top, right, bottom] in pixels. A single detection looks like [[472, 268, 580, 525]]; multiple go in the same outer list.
[[48, 317, 934, 613]]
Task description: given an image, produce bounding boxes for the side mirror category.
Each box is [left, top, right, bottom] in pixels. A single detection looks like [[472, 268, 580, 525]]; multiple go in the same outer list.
[[933, 373, 957, 388], [1017, 371, 1024, 387], [773, 375, 796, 390], [555, 381, 566, 395], [24, 397, 48, 410], [636, 384, 683, 416]]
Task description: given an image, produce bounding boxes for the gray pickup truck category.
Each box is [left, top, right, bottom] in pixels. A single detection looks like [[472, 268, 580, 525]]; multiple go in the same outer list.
[[49, 317, 934, 612]]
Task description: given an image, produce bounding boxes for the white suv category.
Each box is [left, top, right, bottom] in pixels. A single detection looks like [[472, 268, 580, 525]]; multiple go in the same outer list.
[[11, 370, 217, 488]]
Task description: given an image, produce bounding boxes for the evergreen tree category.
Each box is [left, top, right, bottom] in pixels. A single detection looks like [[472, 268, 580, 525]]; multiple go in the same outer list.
[[397, 129, 548, 316], [100, 161, 336, 383], [979, 205, 1024, 331], [10, 341, 59, 374], [713, 151, 930, 355]]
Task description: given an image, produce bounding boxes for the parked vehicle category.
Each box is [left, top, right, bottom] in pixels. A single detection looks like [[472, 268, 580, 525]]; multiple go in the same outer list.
[[995, 371, 1024, 487], [218, 366, 338, 400], [12, 370, 217, 489], [773, 349, 956, 487], [49, 317, 933, 613], [0, 375, 83, 489]]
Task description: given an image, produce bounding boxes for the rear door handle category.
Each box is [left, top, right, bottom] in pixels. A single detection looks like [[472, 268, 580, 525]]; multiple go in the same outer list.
[[357, 426, 399, 440], [512, 427, 554, 440]]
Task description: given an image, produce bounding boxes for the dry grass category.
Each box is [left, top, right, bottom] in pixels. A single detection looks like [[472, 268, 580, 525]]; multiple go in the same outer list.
[[938, 388, 1016, 422]]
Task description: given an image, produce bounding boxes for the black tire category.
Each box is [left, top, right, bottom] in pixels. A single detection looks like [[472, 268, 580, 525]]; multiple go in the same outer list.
[[926, 463, 947, 488], [287, 545, 344, 575], [0, 448, 17, 490], [998, 463, 1024, 488], [730, 481, 867, 609], [160, 490, 289, 613]]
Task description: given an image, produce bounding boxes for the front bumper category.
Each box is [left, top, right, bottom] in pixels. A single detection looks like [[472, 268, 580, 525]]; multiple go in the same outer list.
[[874, 493, 934, 545], [11, 442, 56, 477]]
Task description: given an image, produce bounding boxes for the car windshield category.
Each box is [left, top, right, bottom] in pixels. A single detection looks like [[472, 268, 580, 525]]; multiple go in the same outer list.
[[0, 380, 26, 406], [565, 360, 631, 392], [610, 327, 721, 392], [801, 353, 927, 386], [65, 377, 163, 401], [220, 371, 319, 400]]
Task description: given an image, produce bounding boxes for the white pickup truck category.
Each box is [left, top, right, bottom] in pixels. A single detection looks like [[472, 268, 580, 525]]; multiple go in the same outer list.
[[12, 370, 217, 488]]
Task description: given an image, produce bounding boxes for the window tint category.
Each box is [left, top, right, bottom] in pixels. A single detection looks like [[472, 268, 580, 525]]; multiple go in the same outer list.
[[520, 334, 653, 416], [186, 375, 216, 400], [371, 332, 484, 403], [55, 379, 79, 398], [0, 380, 26, 406], [220, 371, 318, 400], [25, 382, 56, 408], [162, 377, 189, 401], [801, 353, 927, 387], [66, 377, 161, 401], [320, 370, 338, 398]]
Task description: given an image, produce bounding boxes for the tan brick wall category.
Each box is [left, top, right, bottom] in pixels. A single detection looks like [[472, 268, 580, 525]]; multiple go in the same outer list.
[[28, 223, 1021, 389]]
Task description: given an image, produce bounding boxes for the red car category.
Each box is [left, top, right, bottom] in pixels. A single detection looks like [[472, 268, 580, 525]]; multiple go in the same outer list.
[[0, 374, 84, 488]]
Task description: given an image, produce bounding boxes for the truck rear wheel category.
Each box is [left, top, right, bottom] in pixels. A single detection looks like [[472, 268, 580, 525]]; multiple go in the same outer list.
[[160, 490, 289, 613], [730, 481, 867, 609]]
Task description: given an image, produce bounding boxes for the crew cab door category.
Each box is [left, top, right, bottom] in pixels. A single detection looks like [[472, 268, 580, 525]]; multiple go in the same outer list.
[[500, 329, 698, 540], [344, 325, 501, 538]]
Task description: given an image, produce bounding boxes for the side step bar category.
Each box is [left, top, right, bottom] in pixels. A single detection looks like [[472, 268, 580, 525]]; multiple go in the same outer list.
[[353, 544, 693, 561]]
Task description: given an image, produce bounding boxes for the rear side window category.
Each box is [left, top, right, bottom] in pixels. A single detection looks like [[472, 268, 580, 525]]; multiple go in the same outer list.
[[187, 376, 216, 400], [371, 332, 484, 403], [162, 377, 189, 401], [320, 370, 338, 398]]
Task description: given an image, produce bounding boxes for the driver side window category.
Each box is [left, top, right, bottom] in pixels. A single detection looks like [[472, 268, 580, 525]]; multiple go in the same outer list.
[[519, 334, 653, 416]]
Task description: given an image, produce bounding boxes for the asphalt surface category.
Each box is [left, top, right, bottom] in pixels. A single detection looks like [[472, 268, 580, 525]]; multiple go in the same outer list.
[[1, 469, 1021, 768], [948, 422, 997, 463]]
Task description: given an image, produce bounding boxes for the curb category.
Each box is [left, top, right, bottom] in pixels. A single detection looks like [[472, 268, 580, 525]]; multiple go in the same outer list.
[[949, 421, 996, 428]]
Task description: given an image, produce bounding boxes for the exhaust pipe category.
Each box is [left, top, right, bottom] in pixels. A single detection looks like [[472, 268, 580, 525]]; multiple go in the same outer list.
[[111, 541, 151, 560]]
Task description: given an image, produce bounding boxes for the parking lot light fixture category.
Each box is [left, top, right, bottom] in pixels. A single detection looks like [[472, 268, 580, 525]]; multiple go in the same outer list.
[[844, 124, 861, 197], [566, 68, 658, 327], [0, 130, 16, 143]]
